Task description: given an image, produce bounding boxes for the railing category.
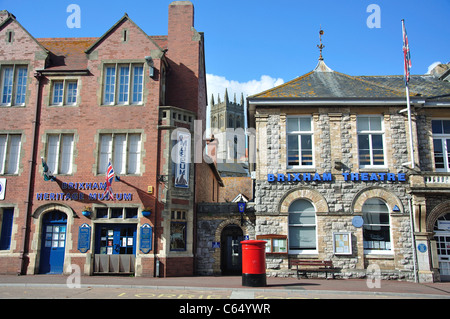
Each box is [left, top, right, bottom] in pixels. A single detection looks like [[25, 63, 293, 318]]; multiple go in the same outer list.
[[424, 174, 450, 185]]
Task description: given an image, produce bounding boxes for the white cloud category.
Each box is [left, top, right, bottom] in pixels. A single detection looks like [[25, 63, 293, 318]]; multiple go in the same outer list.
[[427, 61, 441, 74], [206, 74, 284, 105]]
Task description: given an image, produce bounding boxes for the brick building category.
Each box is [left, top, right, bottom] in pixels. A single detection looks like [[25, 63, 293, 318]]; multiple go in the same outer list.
[[246, 53, 450, 283], [0, 1, 221, 277]]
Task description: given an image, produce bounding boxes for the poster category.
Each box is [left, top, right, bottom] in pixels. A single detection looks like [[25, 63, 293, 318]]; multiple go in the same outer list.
[[174, 131, 190, 188], [0, 178, 5, 200], [333, 232, 352, 255]]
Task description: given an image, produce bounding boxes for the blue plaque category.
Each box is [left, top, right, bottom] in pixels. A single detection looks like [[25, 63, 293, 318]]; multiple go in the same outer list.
[[417, 243, 427, 253], [140, 224, 153, 254], [352, 216, 364, 228], [77, 223, 91, 253]]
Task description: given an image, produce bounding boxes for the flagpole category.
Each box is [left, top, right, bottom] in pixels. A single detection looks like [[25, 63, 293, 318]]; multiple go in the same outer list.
[[402, 19, 415, 169], [405, 84, 415, 169]]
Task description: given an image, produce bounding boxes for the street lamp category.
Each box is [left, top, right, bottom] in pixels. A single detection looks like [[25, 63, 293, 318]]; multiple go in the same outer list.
[[238, 200, 246, 226]]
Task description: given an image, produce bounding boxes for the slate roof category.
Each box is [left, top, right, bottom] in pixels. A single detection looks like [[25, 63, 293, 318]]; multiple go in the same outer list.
[[37, 35, 168, 72], [249, 60, 450, 102], [35, 14, 168, 72], [359, 75, 450, 102], [37, 38, 97, 71]]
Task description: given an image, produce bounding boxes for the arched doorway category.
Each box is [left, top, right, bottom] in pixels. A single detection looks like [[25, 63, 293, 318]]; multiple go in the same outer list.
[[221, 224, 243, 275], [39, 210, 67, 274], [434, 212, 450, 281]]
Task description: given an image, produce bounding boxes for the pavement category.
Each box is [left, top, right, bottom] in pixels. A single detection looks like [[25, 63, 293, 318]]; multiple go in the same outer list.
[[0, 274, 450, 299]]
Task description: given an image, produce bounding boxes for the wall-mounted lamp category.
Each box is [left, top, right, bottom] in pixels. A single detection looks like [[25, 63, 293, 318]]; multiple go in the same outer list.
[[157, 175, 168, 183], [145, 56, 155, 78], [334, 159, 343, 170]]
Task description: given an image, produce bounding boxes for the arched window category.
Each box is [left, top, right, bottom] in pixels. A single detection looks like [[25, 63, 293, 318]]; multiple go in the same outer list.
[[228, 115, 233, 129], [362, 198, 391, 252], [288, 199, 316, 252]]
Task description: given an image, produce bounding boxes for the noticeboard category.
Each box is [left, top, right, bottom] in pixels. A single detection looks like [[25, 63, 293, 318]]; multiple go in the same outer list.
[[77, 223, 91, 253], [140, 223, 153, 254], [332, 232, 352, 255]]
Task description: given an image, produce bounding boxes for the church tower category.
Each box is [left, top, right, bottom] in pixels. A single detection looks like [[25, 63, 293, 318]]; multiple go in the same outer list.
[[209, 89, 247, 176], [210, 89, 245, 132]]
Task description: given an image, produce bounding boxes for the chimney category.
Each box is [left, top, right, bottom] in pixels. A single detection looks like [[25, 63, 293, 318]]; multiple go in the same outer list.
[[168, 1, 194, 41], [430, 63, 450, 80], [0, 10, 13, 24]]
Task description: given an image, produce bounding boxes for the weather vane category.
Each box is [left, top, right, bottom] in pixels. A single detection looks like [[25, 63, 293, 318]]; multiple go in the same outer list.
[[317, 26, 324, 60]]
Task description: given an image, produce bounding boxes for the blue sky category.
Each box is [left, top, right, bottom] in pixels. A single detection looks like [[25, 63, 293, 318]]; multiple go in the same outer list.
[[2, 0, 449, 101]]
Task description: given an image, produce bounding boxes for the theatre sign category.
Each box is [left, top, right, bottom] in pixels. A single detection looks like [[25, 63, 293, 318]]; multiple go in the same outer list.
[[267, 172, 407, 183]]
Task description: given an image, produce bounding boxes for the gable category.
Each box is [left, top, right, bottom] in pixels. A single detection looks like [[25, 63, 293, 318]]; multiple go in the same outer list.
[[0, 15, 48, 62], [86, 15, 164, 59]]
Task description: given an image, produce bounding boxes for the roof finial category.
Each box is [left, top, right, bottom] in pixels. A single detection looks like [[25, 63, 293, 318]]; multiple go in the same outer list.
[[317, 26, 325, 61]]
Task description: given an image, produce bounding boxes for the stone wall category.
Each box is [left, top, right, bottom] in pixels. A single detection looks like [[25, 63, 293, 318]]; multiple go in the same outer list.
[[253, 107, 416, 280]]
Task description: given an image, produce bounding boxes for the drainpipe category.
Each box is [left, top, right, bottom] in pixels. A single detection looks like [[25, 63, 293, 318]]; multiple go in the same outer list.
[[154, 115, 162, 277], [408, 196, 418, 283], [18, 71, 43, 275]]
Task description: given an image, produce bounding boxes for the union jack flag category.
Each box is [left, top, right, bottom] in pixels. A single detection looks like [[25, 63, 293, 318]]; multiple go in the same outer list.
[[402, 19, 412, 84], [104, 160, 115, 200]]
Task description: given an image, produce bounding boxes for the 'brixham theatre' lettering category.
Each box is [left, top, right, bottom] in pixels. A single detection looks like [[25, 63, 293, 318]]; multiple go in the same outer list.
[[268, 172, 406, 183]]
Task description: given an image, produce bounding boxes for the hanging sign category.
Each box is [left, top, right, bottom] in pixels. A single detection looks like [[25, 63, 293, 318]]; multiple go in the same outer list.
[[140, 223, 153, 254], [0, 178, 5, 200], [174, 131, 190, 188], [438, 221, 450, 231], [77, 223, 91, 253]]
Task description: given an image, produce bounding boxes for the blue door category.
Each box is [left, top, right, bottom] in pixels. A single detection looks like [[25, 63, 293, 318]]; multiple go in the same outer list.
[[40, 211, 67, 274]]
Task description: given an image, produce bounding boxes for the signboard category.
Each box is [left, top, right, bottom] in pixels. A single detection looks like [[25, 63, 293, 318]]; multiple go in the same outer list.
[[77, 223, 91, 253], [438, 220, 450, 231], [174, 131, 190, 188], [333, 232, 352, 255], [0, 178, 5, 200], [267, 172, 406, 183], [140, 223, 153, 254]]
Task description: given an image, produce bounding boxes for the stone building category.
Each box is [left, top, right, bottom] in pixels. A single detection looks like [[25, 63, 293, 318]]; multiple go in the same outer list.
[[0, 2, 221, 277], [245, 51, 450, 282]]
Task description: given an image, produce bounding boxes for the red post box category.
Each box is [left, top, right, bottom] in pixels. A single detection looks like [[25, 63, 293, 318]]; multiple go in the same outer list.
[[241, 240, 266, 287]]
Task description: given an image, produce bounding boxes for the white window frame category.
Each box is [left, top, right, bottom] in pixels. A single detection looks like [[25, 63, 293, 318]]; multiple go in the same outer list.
[[362, 198, 393, 255], [288, 199, 318, 255], [102, 63, 144, 106], [0, 133, 21, 175], [286, 116, 314, 168], [51, 80, 78, 106], [1, 65, 28, 107], [97, 132, 142, 175], [431, 119, 450, 172], [357, 115, 386, 168], [46, 133, 74, 175]]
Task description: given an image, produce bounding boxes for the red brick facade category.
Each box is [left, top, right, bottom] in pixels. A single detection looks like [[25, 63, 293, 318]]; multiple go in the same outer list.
[[0, 2, 217, 277]]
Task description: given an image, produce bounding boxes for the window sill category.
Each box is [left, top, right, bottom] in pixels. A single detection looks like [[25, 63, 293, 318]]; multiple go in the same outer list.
[[364, 251, 394, 258]]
